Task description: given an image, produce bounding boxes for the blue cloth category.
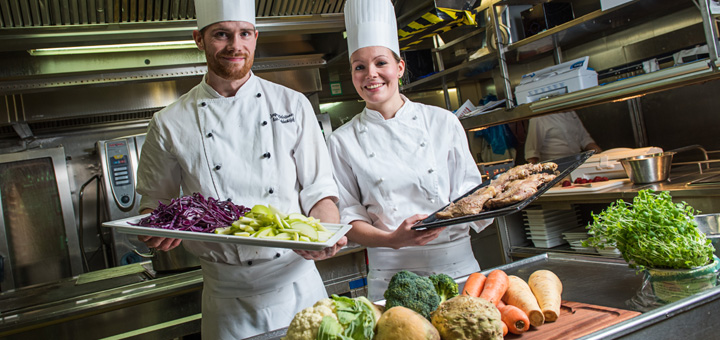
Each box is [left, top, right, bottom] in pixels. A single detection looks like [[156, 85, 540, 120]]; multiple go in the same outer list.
[[475, 124, 516, 155], [473, 94, 515, 155]]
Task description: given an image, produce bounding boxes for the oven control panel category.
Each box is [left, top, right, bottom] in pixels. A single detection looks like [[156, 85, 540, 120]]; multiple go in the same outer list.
[[104, 140, 135, 210]]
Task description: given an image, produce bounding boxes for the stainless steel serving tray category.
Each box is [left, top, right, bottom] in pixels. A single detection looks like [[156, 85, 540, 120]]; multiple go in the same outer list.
[[412, 151, 595, 230], [102, 215, 352, 251]]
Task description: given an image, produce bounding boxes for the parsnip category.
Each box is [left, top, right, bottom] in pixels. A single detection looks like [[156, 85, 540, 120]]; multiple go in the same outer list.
[[502, 275, 544, 327], [528, 270, 563, 322]]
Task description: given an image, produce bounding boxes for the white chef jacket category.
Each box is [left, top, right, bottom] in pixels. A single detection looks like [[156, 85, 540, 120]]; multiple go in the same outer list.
[[136, 72, 338, 339], [525, 111, 596, 162], [327, 97, 491, 300]]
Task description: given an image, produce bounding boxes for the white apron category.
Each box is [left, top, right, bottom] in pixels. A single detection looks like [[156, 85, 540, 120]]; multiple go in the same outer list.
[[199, 252, 327, 339], [366, 236, 480, 301]]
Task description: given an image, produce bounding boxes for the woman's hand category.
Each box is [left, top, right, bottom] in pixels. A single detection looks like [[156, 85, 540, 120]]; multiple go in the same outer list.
[[137, 235, 182, 251], [388, 214, 446, 249]]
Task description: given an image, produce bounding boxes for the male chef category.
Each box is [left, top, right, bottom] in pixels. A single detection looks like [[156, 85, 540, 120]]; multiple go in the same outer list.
[[134, 0, 346, 338]]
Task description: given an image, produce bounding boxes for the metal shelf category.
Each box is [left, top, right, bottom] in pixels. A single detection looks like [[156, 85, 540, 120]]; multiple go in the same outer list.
[[400, 46, 496, 92], [454, 0, 720, 131], [460, 59, 720, 130], [400, 0, 697, 102], [502, 0, 692, 62]]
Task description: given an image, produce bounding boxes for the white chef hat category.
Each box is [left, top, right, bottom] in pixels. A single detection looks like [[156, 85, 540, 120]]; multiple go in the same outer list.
[[195, 0, 256, 30], [344, 0, 400, 59]]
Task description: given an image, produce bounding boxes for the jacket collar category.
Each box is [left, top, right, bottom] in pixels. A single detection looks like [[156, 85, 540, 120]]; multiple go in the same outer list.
[[362, 95, 411, 122], [199, 72, 258, 99]]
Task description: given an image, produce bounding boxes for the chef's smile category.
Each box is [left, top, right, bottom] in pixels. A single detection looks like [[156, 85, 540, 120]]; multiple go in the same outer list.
[[222, 54, 247, 63], [365, 82, 385, 91]]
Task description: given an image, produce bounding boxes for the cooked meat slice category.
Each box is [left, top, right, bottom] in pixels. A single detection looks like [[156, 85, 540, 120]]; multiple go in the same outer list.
[[434, 162, 558, 219], [485, 173, 556, 209], [436, 186, 497, 219], [488, 162, 558, 192], [540, 162, 559, 172]]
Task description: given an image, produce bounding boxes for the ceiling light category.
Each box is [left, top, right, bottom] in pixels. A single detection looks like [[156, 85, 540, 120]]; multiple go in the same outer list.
[[28, 40, 198, 56]]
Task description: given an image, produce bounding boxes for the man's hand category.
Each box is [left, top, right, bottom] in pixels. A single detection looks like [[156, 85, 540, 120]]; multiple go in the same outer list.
[[137, 235, 182, 251], [294, 236, 348, 261]]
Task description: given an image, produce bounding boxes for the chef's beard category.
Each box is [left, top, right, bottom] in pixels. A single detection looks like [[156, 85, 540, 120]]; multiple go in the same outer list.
[[206, 52, 254, 81]]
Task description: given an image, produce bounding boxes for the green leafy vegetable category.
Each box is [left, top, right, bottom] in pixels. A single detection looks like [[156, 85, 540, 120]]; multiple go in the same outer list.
[[583, 189, 714, 270], [317, 316, 352, 340], [316, 295, 376, 340]]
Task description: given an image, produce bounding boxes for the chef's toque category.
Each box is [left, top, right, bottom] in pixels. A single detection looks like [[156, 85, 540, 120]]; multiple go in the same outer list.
[[195, 0, 255, 30], [344, 0, 400, 59]]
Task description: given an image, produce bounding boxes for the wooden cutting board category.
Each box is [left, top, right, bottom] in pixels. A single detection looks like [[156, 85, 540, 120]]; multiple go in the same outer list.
[[545, 179, 629, 195], [504, 301, 641, 340]]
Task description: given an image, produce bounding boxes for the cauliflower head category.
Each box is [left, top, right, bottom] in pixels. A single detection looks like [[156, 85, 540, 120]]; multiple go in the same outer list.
[[283, 298, 337, 340]]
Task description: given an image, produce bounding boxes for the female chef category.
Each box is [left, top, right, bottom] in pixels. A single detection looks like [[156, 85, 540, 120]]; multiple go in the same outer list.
[[327, 0, 492, 301]]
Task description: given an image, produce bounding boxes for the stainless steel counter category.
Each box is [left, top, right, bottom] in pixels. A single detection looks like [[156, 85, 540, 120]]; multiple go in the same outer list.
[[0, 262, 203, 339], [535, 166, 720, 204], [0, 244, 366, 340], [247, 253, 720, 340]]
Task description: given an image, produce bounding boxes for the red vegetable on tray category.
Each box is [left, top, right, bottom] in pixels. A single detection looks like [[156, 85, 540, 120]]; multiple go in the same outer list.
[[130, 193, 250, 233]]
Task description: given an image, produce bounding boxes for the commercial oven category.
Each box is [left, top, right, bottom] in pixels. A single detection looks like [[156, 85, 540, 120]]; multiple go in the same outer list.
[[0, 146, 83, 291], [96, 134, 150, 266]]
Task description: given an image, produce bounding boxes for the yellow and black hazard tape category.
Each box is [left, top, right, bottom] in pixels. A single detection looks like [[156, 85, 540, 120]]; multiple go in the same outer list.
[[398, 7, 478, 50]]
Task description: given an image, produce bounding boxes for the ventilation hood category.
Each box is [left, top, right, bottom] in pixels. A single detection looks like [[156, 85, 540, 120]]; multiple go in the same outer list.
[[0, 0, 349, 95]]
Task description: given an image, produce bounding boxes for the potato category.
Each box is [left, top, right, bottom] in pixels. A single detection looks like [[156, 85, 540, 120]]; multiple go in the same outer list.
[[375, 306, 440, 340]]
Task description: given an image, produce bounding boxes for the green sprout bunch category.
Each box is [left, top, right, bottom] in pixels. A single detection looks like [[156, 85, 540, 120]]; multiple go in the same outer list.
[[583, 189, 714, 271]]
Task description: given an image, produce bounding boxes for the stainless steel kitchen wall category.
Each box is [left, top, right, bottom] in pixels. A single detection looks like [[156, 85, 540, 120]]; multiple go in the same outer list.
[[0, 68, 325, 272]]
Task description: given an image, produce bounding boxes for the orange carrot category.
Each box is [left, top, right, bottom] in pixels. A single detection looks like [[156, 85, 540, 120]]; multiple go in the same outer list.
[[499, 303, 531, 334], [479, 270, 510, 307], [462, 272, 486, 297], [501, 320, 509, 337]]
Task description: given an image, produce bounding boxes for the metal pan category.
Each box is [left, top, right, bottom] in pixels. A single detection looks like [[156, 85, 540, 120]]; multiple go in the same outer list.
[[412, 150, 595, 230]]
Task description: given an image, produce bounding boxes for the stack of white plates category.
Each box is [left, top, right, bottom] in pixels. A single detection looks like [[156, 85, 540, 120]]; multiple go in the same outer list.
[[523, 208, 580, 248], [563, 228, 597, 253]]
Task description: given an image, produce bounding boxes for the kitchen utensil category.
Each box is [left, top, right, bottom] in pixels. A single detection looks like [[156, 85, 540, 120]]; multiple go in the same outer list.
[[695, 213, 720, 258], [134, 246, 200, 272], [618, 152, 675, 184]]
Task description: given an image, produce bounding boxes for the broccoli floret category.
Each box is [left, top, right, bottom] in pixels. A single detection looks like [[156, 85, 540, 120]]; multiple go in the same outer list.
[[383, 270, 441, 320], [430, 273, 459, 303]]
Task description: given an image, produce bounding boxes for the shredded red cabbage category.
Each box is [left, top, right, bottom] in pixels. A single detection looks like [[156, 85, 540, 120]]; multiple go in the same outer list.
[[130, 193, 250, 233]]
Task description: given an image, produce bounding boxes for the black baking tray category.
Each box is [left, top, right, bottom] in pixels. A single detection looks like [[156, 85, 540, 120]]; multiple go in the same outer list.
[[412, 150, 595, 230]]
